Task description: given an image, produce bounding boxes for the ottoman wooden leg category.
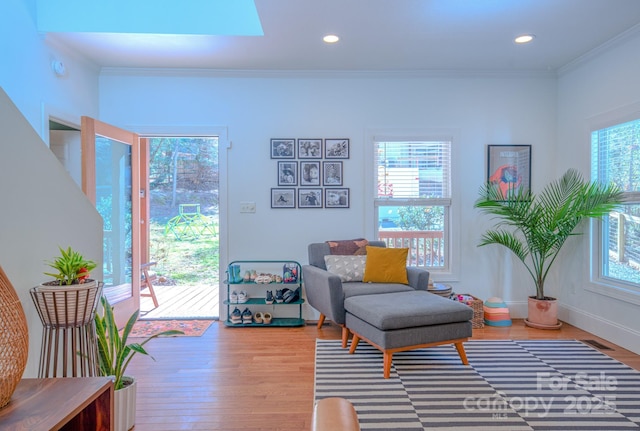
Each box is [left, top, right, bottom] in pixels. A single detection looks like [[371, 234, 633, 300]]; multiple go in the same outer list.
[[455, 342, 469, 365], [383, 352, 393, 379]]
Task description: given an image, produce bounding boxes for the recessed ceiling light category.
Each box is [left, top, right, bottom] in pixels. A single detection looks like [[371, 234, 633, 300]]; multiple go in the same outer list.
[[323, 34, 339, 44], [514, 34, 535, 44]]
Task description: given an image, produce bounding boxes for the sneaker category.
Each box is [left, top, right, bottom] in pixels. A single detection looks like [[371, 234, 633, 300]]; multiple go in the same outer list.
[[254, 311, 264, 324], [229, 291, 238, 303], [265, 290, 274, 304], [237, 290, 249, 303], [275, 289, 284, 303], [242, 308, 253, 324], [262, 312, 273, 324], [230, 307, 242, 324]]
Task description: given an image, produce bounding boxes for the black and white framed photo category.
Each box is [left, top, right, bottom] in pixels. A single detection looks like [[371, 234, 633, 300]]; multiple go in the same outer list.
[[298, 188, 322, 208], [325, 188, 349, 208], [323, 161, 343, 186], [277, 161, 298, 186], [271, 188, 295, 209], [270, 139, 295, 159], [300, 161, 321, 186], [297, 139, 323, 159], [324, 138, 349, 159]]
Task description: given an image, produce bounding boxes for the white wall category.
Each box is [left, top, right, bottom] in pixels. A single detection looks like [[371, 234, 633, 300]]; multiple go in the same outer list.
[[0, 0, 100, 139], [0, 89, 103, 377], [0, 0, 103, 376], [556, 31, 640, 353], [99, 69, 557, 320]]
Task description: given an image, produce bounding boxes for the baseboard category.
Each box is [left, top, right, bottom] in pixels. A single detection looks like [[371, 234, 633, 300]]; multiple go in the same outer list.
[[559, 303, 640, 355], [504, 300, 528, 319]]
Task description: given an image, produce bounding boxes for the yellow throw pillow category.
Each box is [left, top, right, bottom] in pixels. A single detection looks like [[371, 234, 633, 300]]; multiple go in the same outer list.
[[363, 246, 409, 284]]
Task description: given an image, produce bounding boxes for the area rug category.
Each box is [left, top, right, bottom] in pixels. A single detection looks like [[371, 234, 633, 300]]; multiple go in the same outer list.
[[127, 319, 214, 337], [315, 339, 640, 430]]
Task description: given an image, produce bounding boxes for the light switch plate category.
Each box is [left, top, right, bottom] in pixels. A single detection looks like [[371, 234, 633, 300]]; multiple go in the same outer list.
[[240, 201, 256, 213]]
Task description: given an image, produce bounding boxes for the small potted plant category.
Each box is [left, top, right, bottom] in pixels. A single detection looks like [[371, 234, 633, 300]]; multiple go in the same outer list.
[[43, 246, 97, 286], [95, 296, 183, 431], [31, 246, 101, 327]]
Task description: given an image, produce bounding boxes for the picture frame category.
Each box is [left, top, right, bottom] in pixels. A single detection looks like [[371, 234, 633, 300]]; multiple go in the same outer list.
[[271, 188, 295, 209], [270, 139, 296, 159], [324, 138, 350, 159], [297, 139, 323, 159], [323, 161, 343, 186], [277, 161, 298, 186], [325, 188, 349, 208], [298, 188, 323, 208], [487, 145, 531, 199], [300, 161, 321, 186]]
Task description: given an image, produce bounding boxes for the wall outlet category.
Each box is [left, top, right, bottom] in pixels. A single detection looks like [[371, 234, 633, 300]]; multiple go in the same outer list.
[[240, 201, 256, 213]]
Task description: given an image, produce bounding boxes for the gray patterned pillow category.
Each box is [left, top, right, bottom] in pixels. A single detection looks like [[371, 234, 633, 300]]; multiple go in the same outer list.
[[324, 255, 367, 282]]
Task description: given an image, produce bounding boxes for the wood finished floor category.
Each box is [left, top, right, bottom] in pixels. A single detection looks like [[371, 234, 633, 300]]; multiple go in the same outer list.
[[127, 320, 640, 431]]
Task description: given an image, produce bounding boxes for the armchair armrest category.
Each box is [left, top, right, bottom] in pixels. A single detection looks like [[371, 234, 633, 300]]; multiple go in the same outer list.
[[302, 264, 347, 325], [406, 267, 430, 290]]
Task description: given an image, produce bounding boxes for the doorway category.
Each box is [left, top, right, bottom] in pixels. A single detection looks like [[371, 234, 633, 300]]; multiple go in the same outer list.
[[139, 136, 220, 319]]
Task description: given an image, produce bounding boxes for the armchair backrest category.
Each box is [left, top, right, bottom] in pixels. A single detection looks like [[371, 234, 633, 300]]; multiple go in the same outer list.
[[308, 240, 386, 270]]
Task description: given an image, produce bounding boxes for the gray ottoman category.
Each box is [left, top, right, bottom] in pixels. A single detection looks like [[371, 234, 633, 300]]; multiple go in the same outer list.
[[344, 290, 473, 378]]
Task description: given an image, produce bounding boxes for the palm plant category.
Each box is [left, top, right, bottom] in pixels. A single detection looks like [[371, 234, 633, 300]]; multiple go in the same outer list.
[[94, 296, 183, 390], [474, 169, 623, 300]]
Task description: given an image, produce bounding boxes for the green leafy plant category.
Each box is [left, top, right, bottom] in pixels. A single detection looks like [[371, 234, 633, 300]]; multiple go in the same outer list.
[[44, 246, 97, 285], [94, 296, 183, 390], [474, 169, 623, 300]]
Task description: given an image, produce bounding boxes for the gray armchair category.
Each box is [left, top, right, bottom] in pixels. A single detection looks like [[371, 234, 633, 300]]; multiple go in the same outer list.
[[302, 240, 430, 347]]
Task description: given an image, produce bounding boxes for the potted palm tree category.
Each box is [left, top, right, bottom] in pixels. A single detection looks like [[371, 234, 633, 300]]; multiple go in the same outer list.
[[474, 168, 623, 329], [95, 296, 183, 431]]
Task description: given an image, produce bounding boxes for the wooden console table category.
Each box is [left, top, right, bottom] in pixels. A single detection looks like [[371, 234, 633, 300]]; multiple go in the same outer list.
[[0, 378, 113, 431]]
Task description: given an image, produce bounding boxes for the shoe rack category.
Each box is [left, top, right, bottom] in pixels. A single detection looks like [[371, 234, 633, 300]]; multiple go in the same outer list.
[[223, 260, 304, 327]]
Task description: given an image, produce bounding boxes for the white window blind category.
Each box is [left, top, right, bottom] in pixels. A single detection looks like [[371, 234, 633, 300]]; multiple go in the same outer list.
[[374, 139, 451, 200], [591, 118, 640, 287], [592, 119, 640, 193]]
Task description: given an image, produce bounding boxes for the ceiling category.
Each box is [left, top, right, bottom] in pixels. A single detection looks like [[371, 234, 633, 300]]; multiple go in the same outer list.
[[46, 0, 640, 73]]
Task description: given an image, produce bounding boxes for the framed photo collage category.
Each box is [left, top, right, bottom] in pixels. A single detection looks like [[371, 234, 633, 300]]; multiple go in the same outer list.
[[270, 138, 350, 209]]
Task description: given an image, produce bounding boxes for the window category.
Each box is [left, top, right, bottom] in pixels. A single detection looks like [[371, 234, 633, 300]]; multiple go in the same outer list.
[[374, 138, 451, 271], [591, 118, 640, 287]]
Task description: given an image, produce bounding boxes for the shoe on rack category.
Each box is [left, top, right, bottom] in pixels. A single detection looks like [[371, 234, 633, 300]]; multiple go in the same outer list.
[[230, 307, 242, 324], [254, 311, 264, 324], [275, 289, 284, 303], [262, 312, 273, 324], [229, 291, 238, 303], [265, 290, 275, 304], [242, 308, 253, 324], [237, 290, 249, 303]]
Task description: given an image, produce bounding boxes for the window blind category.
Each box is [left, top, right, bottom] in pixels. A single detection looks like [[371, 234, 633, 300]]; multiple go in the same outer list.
[[592, 119, 640, 192], [374, 139, 451, 200]]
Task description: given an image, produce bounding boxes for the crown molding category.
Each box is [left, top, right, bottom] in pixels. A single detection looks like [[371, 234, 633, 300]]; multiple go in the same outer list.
[[99, 67, 556, 80], [558, 23, 640, 76]]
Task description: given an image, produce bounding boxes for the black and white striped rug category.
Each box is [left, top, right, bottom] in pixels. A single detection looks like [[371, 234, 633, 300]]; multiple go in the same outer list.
[[314, 339, 640, 430]]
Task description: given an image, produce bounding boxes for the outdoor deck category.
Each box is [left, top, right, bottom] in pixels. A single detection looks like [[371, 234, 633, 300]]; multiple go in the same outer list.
[[139, 282, 219, 320]]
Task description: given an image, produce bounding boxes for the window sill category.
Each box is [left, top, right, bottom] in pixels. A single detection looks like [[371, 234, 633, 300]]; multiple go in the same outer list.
[[585, 281, 640, 306]]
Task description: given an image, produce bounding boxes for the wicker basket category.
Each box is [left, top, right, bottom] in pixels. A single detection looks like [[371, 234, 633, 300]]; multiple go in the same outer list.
[[0, 265, 29, 408], [459, 294, 484, 329]]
